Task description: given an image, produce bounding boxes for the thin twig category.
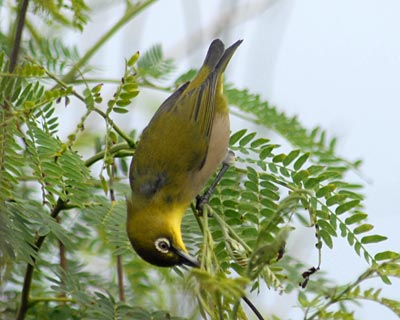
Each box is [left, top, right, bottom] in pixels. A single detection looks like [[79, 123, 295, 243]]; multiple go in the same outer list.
[[116, 255, 125, 301], [9, 0, 30, 72], [84, 142, 132, 167], [56, 216, 67, 301], [242, 296, 264, 320]]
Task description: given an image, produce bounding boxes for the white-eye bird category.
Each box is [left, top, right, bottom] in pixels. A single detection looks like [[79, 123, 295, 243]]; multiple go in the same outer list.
[[127, 39, 242, 267]]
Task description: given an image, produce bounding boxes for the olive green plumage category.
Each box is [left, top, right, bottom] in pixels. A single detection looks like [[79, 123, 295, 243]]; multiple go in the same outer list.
[[127, 39, 242, 267]]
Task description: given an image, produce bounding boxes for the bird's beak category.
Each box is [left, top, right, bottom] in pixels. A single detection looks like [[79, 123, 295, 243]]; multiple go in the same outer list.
[[173, 248, 200, 268]]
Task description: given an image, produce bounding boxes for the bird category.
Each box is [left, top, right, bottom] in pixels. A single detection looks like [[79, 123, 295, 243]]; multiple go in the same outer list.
[[127, 39, 242, 268]]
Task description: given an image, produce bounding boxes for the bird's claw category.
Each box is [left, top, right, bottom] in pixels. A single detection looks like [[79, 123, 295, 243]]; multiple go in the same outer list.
[[196, 194, 212, 216]]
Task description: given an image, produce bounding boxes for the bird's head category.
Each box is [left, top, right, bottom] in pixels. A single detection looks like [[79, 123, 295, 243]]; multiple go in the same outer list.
[[126, 197, 199, 268]]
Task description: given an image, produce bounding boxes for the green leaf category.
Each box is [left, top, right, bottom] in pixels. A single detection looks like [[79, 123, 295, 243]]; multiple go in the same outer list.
[[318, 219, 337, 237], [345, 212, 368, 225], [239, 132, 257, 147], [244, 180, 258, 192], [316, 209, 329, 219], [114, 107, 129, 114], [339, 222, 347, 237], [316, 184, 336, 198], [292, 170, 310, 184], [298, 291, 309, 307], [259, 178, 279, 191], [230, 129, 247, 145], [250, 137, 270, 148], [268, 163, 278, 173], [347, 232, 355, 246], [223, 200, 239, 208], [272, 153, 286, 163], [353, 224, 374, 234], [335, 200, 360, 215], [307, 165, 325, 175], [260, 145, 275, 160], [279, 167, 290, 177], [326, 194, 347, 206], [116, 99, 131, 107], [361, 235, 387, 244], [261, 198, 278, 210], [337, 190, 364, 200], [293, 152, 310, 170], [319, 229, 333, 249], [120, 91, 139, 99], [354, 242, 362, 255], [374, 251, 400, 261], [260, 188, 280, 201], [304, 178, 319, 189], [283, 149, 300, 166], [137, 44, 175, 79], [317, 171, 342, 182]]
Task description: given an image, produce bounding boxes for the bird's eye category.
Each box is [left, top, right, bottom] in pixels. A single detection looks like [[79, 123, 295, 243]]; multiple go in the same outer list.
[[155, 237, 170, 254]]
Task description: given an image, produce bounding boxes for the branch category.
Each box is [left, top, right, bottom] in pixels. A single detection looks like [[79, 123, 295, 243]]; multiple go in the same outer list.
[[84, 142, 132, 167], [16, 198, 66, 320], [9, 0, 30, 73]]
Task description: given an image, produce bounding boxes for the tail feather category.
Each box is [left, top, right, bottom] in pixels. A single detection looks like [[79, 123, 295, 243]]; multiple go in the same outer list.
[[215, 39, 243, 74], [203, 39, 225, 69]]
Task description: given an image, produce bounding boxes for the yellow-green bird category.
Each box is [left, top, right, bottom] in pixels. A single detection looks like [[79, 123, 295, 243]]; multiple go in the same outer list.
[[127, 39, 242, 267]]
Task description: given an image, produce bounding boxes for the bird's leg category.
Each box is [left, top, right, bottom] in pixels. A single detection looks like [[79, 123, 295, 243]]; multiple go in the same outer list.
[[196, 150, 235, 215]]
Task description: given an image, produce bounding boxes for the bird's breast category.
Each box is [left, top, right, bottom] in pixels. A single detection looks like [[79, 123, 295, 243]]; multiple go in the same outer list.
[[188, 111, 230, 198]]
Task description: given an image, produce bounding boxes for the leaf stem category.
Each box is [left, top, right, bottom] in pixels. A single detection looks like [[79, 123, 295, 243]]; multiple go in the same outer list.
[[84, 142, 132, 167]]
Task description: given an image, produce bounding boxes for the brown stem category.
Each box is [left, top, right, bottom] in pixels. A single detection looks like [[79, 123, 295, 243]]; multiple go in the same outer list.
[[16, 198, 66, 320], [9, 0, 30, 73], [57, 216, 67, 300], [116, 255, 125, 301]]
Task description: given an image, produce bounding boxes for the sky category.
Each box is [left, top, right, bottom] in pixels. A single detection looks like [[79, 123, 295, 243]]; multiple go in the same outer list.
[[66, 0, 400, 318]]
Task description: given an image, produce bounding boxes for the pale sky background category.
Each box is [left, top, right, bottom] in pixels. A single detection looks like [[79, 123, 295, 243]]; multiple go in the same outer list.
[[60, 0, 400, 318]]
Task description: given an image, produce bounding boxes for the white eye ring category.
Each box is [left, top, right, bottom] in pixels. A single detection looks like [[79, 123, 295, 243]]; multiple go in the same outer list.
[[155, 237, 170, 254]]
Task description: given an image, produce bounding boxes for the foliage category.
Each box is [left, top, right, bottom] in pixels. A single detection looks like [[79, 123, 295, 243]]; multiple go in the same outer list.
[[1, 1, 399, 320]]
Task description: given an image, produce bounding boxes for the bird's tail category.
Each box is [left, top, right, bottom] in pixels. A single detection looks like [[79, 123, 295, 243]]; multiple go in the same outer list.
[[214, 39, 243, 74], [189, 39, 242, 90]]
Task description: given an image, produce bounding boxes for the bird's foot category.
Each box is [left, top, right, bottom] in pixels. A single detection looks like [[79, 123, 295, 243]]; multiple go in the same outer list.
[[196, 150, 235, 216]]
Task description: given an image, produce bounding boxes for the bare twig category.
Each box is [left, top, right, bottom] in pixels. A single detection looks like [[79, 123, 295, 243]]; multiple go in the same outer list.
[[9, 0, 30, 73], [56, 216, 67, 301], [116, 255, 125, 301]]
